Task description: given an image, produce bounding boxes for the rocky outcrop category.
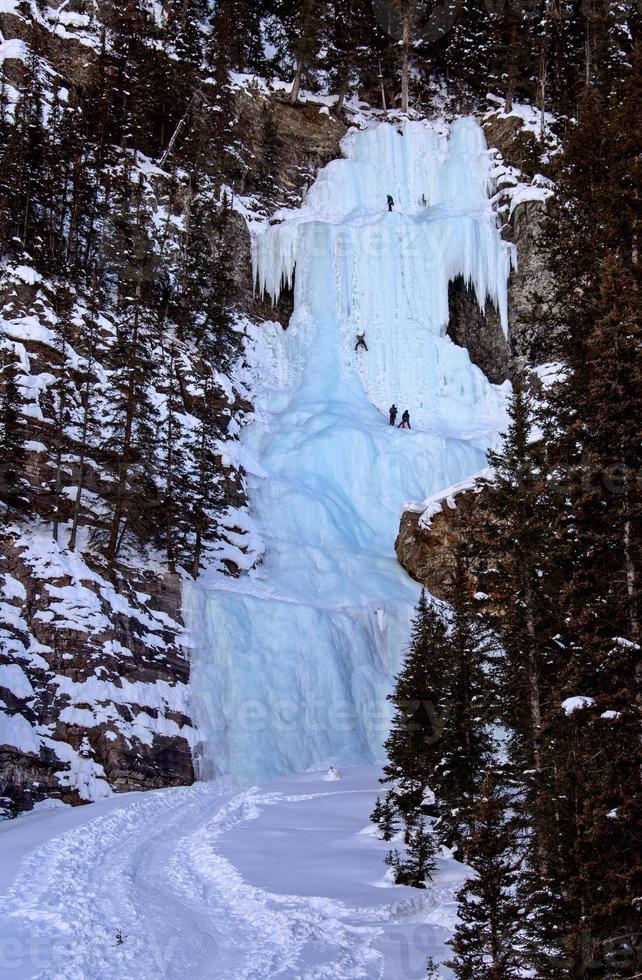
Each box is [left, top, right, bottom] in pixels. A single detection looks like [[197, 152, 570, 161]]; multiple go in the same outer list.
[[446, 110, 557, 383], [504, 197, 557, 363], [395, 481, 485, 599], [447, 277, 510, 384], [239, 90, 347, 324], [0, 526, 195, 817], [483, 112, 544, 176], [449, 192, 556, 375]]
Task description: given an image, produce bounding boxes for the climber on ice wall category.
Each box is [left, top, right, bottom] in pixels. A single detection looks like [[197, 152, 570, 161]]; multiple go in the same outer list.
[[355, 333, 368, 351], [387, 194, 394, 211]]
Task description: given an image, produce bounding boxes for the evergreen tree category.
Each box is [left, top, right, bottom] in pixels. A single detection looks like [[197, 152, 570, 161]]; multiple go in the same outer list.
[[68, 276, 103, 552], [446, 770, 522, 979], [287, 0, 325, 104], [256, 105, 282, 205], [385, 815, 438, 888], [158, 344, 189, 573], [380, 590, 452, 821], [49, 286, 75, 542], [370, 791, 399, 841], [189, 375, 225, 578], [472, 370, 561, 867], [0, 354, 29, 514], [434, 552, 496, 854], [103, 163, 160, 562]]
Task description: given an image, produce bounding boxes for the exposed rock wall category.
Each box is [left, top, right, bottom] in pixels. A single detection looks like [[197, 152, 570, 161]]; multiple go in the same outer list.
[[447, 277, 510, 384], [447, 116, 556, 384], [1, 530, 195, 815], [395, 488, 484, 599]]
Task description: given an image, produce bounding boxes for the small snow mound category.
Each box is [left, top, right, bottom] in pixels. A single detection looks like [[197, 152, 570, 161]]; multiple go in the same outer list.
[[561, 696, 595, 715]]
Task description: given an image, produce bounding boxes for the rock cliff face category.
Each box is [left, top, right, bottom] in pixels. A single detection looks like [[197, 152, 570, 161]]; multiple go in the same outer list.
[[1, 529, 195, 814], [446, 107, 556, 383], [395, 483, 485, 599], [446, 192, 553, 382]]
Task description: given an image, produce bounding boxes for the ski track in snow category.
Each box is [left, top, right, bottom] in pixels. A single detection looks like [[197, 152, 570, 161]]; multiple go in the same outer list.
[[0, 768, 463, 979]]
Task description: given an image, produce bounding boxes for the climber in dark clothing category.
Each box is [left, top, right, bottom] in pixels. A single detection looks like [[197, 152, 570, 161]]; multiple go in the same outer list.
[[389, 404, 398, 426], [355, 333, 368, 351], [398, 409, 411, 429], [387, 194, 394, 212]]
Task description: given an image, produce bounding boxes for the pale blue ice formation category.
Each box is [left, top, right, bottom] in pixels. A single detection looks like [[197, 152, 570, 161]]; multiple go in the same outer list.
[[185, 117, 510, 784]]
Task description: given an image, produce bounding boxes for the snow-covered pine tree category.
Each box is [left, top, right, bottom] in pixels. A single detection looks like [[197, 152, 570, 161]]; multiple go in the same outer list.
[[434, 549, 496, 855], [370, 791, 399, 841], [380, 589, 451, 822], [446, 770, 522, 979], [1, 44, 46, 256], [385, 815, 438, 888], [68, 277, 104, 553], [103, 162, 160, 563], [49, 286, 75, 543]]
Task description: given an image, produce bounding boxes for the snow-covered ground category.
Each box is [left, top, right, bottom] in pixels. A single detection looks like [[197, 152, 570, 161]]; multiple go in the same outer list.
[[186, 117, 509, 784], [0, 765, 464, 978]]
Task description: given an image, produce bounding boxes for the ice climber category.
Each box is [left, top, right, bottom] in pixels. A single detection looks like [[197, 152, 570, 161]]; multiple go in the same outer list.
[[389, 404, 397, 426], [387, 194, 394, 212], [399, 410, 411, 429], [355, 333, 368, 351]]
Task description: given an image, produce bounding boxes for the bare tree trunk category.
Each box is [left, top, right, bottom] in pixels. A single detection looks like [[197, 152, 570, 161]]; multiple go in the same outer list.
[[378, 60, 387, 114], [159, 92, 200, 169], [290, 56, 304, 104], [504, 21, 517, 113], [585, 20, 591, 85], [107, 289, 140, 564], [538, 52, 547, 143], [401, 2, 411, 113]]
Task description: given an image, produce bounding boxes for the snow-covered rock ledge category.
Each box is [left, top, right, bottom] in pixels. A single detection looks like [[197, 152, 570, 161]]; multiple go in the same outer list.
[[396, 472, 490, 600], [0, 526, 196, 816]]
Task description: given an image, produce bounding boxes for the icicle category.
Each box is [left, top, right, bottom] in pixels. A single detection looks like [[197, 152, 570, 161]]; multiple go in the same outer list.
[[251, 116, 510, 332]]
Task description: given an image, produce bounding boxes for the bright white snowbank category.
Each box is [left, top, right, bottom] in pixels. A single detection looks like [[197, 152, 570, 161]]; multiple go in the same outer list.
[[0, 766, 464, 978], [186, 117, 509, 784]]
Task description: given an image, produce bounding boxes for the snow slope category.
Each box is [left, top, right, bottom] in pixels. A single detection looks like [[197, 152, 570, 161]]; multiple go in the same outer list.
[[186, 117, 509, 784], [0, 766, 464, 979]]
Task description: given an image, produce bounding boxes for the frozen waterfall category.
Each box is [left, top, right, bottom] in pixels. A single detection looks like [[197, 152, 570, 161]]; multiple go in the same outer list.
[[185, 117, 510, 784]]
